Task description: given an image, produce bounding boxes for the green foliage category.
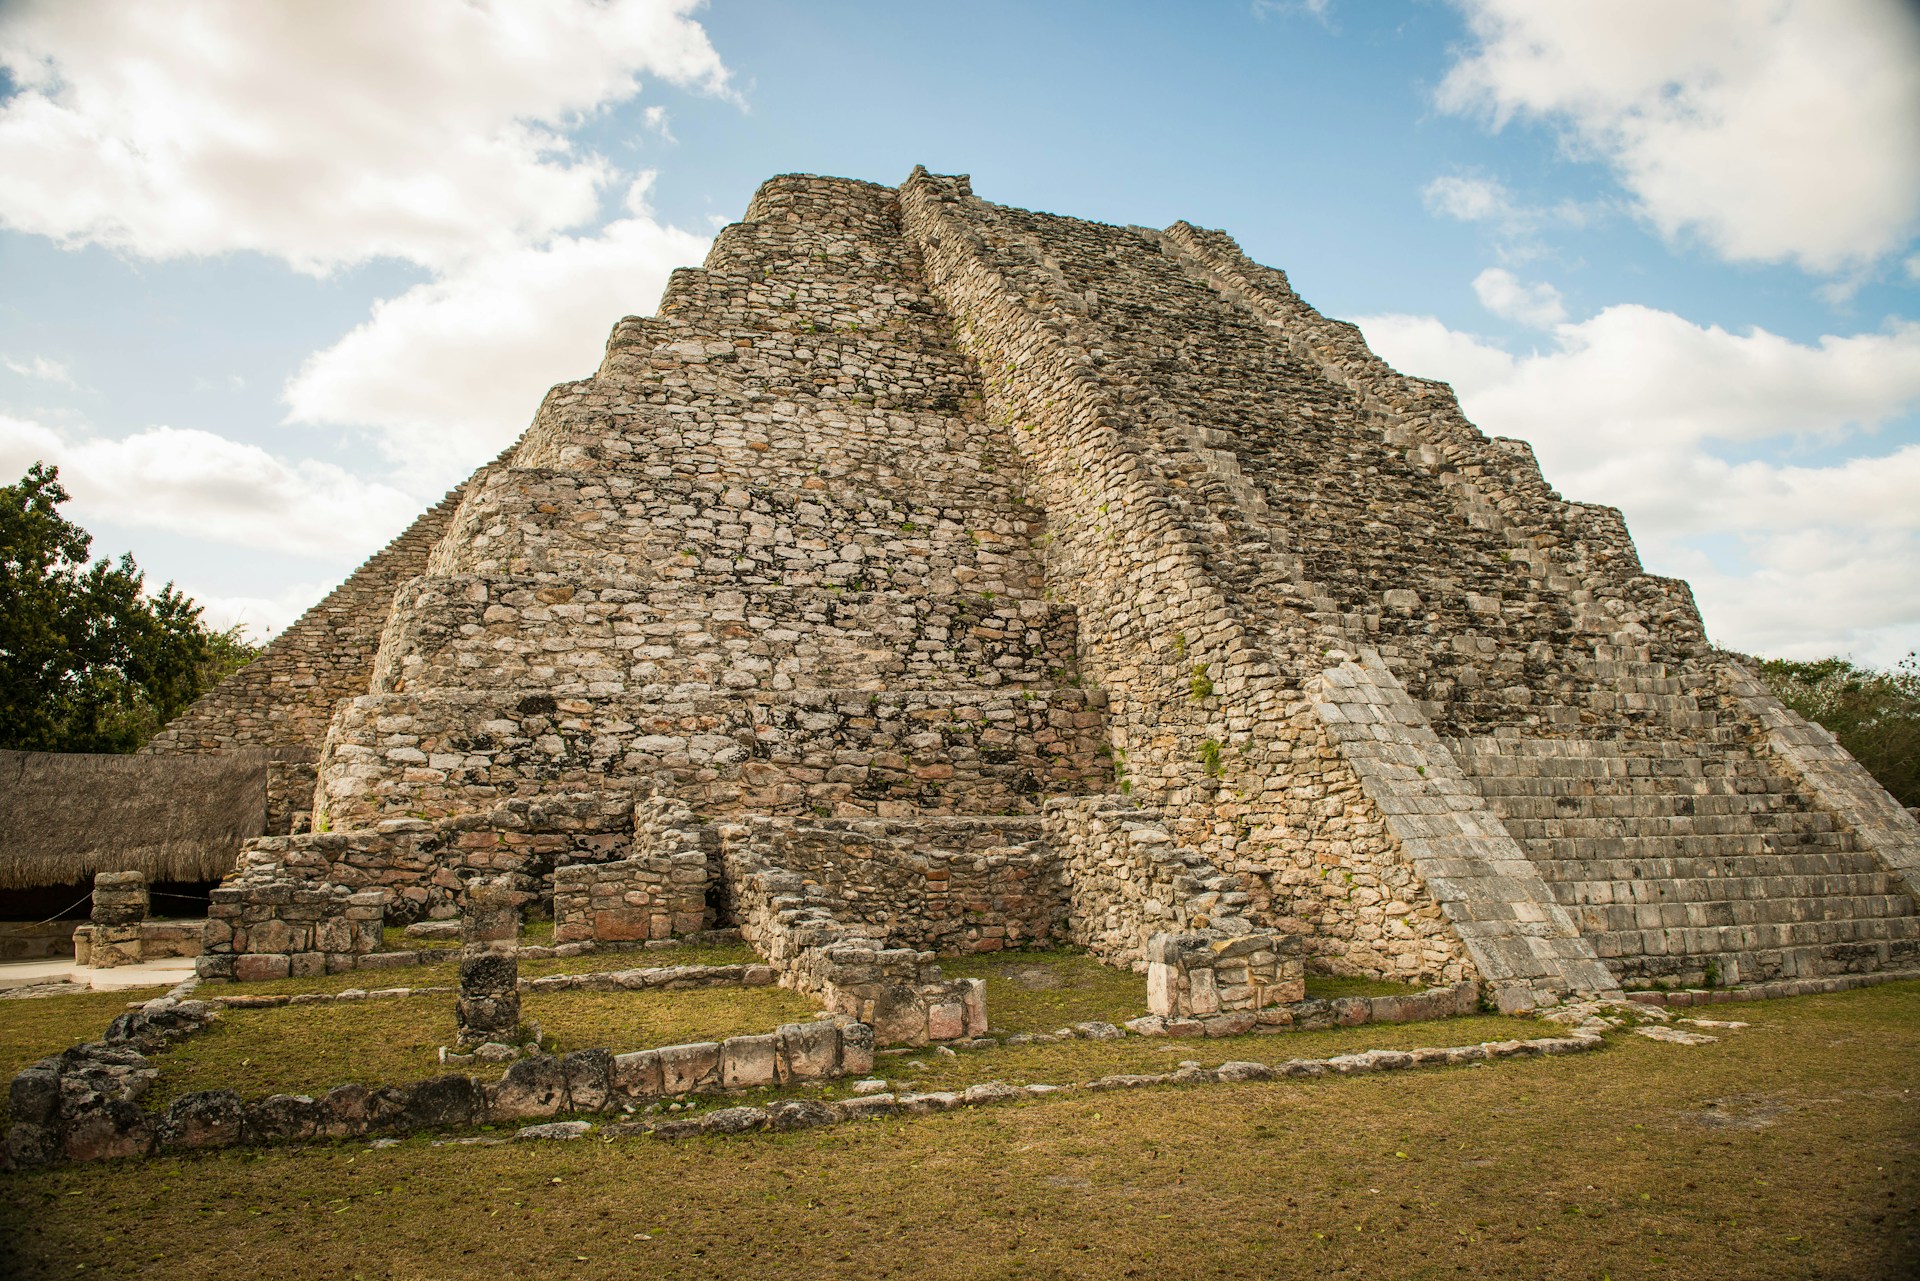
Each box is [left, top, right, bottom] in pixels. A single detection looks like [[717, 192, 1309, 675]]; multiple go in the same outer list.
[[1199, 738, 1224, 777], [0, 462, 259, 753], [1755, 653, 1920, 807], [1189, 664, 1215, 700]]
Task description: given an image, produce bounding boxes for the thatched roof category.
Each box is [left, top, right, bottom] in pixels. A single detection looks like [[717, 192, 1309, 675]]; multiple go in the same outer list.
[[0, 749, 267, 890]]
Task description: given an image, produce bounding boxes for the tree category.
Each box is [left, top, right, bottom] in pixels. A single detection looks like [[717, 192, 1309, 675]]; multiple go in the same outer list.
[[1754, 653, 1920, 809], [0, 462, 259, 752]]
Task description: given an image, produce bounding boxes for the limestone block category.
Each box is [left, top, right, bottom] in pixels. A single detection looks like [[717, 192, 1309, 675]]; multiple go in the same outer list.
[[657, 1041, 721, 1095], [720, 1034, 778, 1089]]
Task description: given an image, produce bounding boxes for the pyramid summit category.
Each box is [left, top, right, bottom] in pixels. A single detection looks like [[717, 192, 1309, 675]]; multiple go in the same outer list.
[[144, 167, 1920, 1028]]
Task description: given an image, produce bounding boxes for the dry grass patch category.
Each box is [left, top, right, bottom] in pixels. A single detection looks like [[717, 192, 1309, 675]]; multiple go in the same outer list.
[[146, 984, 824, 1106], [2, 981, 1914, 1280], [936, 948, 1148, 1031]]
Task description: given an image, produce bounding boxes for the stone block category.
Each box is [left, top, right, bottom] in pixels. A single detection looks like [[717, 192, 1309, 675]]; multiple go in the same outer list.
[[233, 953, 291, 983], [776, 1021, 840, 1082], [720, 1034, 778, 1089], [611, 1049, 663, 1099], [486, 1056, 566, 1121], [656, 1042, 721, 1096], [562, 1049, 613, 1112]]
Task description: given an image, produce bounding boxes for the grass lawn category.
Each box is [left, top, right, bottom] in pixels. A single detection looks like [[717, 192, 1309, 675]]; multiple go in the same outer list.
[[0, 980, 1913, 1279], [147, 985, 826, 1104], [205, 939, 764, 1000]]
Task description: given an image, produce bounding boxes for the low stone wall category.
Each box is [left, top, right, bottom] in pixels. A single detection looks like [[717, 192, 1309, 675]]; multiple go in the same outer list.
[[1047, 796, 1253, 969], [552, 795, 716, 943], [73, 920, 203, 965], [744, 816, 1063, 954], [721, 817, 988, 1045], [1146, 931, 1305, 1019], [5, 986, 869, 1168], [199, 847, 385, 981], [553, 856, 708, 943]]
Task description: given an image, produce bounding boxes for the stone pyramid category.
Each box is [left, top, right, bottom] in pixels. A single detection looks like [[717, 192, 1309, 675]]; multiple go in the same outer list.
[[166, 168, 1920, 1032]]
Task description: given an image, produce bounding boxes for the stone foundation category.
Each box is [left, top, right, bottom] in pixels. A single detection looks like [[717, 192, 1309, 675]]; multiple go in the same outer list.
[[1146, 931, 1305, 1019]]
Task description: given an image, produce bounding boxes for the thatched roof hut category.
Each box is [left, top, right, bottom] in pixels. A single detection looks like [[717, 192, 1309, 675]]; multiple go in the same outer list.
[[0, 749, 268, 891]]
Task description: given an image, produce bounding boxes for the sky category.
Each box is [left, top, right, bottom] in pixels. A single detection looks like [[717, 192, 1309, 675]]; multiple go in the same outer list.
[[2, 0, 1918, 666]]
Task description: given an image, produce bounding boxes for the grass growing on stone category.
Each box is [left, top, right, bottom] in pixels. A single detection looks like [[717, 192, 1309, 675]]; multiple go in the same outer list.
[[532, 985, 821, 1059], [147, 984, 824, 1106], [1305, 972, 1431, 999], [4, 981, 1915, 1280], [853, 1013, 1534, 1095], [935, 948, 1148, 1031]]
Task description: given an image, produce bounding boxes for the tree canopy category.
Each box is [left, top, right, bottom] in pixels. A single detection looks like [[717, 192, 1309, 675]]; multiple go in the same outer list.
[[1, 462, 258, 753], [1754, 653, 1920, 809]]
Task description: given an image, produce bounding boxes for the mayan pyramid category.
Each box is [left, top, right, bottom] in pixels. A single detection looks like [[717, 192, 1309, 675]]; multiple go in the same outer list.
[[152, 168, 1920, 1027]]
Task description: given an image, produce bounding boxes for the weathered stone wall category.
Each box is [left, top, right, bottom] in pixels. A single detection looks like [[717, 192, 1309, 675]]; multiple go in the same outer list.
[[373, 578, 1076, 697], [202, 846, 385, 981], [315, 687, 1104, 829], [720, 816, 988, 1044], [1145, 931, 1306, 1019], [739, 816, 1062, 954], [1047, 796, 1251, 969], [552, 797, 713, 943]]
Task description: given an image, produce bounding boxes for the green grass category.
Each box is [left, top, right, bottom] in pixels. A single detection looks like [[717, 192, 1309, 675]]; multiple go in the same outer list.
[[2, 980, 1914, 1279], [936, 948, 1147, 1032], [147, 985, 825, 1106]]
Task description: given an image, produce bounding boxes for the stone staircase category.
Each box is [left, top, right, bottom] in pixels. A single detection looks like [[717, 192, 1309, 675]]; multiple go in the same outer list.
[[1451, 733, 1920, 987]]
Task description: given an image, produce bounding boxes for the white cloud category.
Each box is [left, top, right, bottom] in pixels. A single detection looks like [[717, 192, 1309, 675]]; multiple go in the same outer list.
[[283, 179, 708, 475], [1472, 267, 1566, 327], [0, 414, 422, 563], [0, 0, 728, 274], [3, 354, 75, 386], [1424, 175, 1514, 224], [1440, 0, 1920, 273], [1354, 306, 1920, 663]]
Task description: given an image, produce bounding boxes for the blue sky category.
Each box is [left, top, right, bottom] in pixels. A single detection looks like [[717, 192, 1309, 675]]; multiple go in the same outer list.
[[3, 0, 1918, 664]]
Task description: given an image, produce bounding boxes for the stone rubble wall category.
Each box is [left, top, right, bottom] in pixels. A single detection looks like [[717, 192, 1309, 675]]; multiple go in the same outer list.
[[203, 858, 385, 982], [732, 815, 1063, 954], [5, 987, 868, 1168], [720, 816, 988, 1045], [372, 577, 1077, 697], [552, 795, 714, 943], [1145, 931, 1306, 1019], [1045, 795, 1253, 969], [314, 686, 1106, 829]]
